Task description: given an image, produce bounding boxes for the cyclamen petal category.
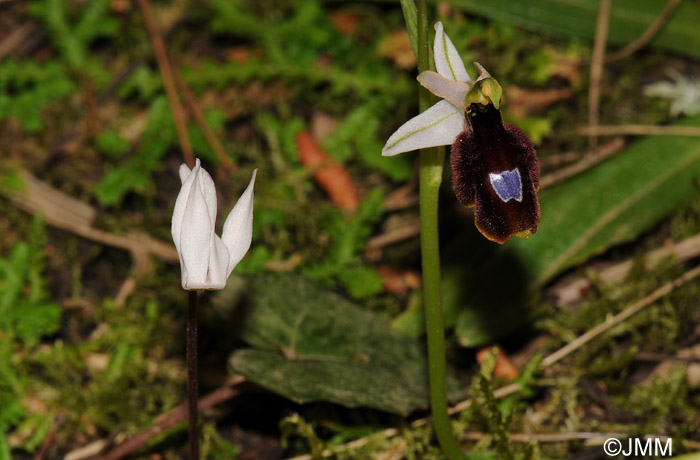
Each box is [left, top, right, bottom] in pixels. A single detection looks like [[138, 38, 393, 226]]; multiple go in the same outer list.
[[221, 169, 257, 274], [174, 161, 222, 289], [434, 21, 472, 83], [381, 100, 465, 156]]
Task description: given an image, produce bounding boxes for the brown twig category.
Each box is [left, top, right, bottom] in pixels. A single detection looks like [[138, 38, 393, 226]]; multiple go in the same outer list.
[[98, 381, 243, 460], [635, 352, 700, 364], [549, 231, 700, 306], [6, 169, 178, 263], [587, 0, 612, 149], [65, 440, 109, 460], [366, 222, 421, 250], [173, 68, 236, 174], [578, 125, 700, 137], [540, 152, 582, 168], [0, 23, 35, 59], [542, 263, 700, 367], [540, 138, 624, 189], [606, 0, 683, 62], [384, 182, 419, 211], [33, 414, 63, 460], [134, 0, 194, 168]]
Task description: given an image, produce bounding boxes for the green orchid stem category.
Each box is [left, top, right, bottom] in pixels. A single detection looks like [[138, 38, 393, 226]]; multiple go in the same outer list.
[[187, 290, 200, 459], [416, 1, 468, 459]]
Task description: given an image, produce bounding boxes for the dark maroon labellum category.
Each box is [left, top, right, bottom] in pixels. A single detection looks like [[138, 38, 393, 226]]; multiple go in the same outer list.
[[451, 103, 540, 244]]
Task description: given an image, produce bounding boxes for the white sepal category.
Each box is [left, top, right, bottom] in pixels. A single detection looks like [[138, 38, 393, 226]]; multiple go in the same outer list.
[[433, 21, 472, 83], [381, 100, 465, 157]]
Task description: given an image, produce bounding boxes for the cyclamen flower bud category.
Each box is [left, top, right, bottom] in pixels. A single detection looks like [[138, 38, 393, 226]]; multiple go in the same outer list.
[[171, 159, 256, 290]]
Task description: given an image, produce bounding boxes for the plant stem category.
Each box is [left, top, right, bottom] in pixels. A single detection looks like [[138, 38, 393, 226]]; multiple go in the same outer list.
[[416, 1, 468, 459], [187, 290, 199, 460]]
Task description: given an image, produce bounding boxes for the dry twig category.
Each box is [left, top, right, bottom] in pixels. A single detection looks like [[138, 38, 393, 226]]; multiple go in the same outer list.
[[173, 68, 236, 174], [542, 263, 700, 367], [578, 125, 700, 137], [366, 222, 421, 250], [96, 380, 243, 460], [587, 0, 612, 149], [606, 0, 683, 62], [6, 169, 178, 265], [134, 0, 194, 168], [0, 23, 35, 59], [549, 231, 700, 306], [539, 138, 624, 189]]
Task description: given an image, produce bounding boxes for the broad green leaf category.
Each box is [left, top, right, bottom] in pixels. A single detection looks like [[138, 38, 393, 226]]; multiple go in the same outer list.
[[445, 0, 700, 60], [229, 274, 464, 415], [232, 350, 429, 415]]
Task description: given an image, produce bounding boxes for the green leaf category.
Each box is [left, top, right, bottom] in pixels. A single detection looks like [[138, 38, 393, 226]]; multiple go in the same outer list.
[[0, 218, 59, 446], [229, 274, 464, 415], [30, 0, 118, 71], [96, 131, 131, 159], [93, 164, 151, 206], [0, 60, 75, 132], [445, 0, 700, 60], [94, 96, 175, 206], [336, 266, 383, 299], [303, 189, 386, 298], [118, 65, 162, 101]]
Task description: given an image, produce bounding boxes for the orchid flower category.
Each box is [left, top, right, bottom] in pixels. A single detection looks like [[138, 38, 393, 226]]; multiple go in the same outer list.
[[172, 159, 257, 290], [382, 22, 540, 244]]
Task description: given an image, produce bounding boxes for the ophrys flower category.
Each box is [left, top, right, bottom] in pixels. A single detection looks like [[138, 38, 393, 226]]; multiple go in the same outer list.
[[382, 22, 540, 244]]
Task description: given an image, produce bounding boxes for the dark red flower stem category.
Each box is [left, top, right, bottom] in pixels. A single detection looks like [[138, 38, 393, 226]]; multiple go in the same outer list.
[[187, 290, 199, 460]]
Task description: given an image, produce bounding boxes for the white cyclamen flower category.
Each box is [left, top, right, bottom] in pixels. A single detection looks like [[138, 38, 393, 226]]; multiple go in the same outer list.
[[172, 159, 257, 290], [382, 21, 501, 157]]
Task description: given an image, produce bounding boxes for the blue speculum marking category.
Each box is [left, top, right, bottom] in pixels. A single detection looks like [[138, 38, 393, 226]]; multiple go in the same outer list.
[[489, 168, 523, 202]]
